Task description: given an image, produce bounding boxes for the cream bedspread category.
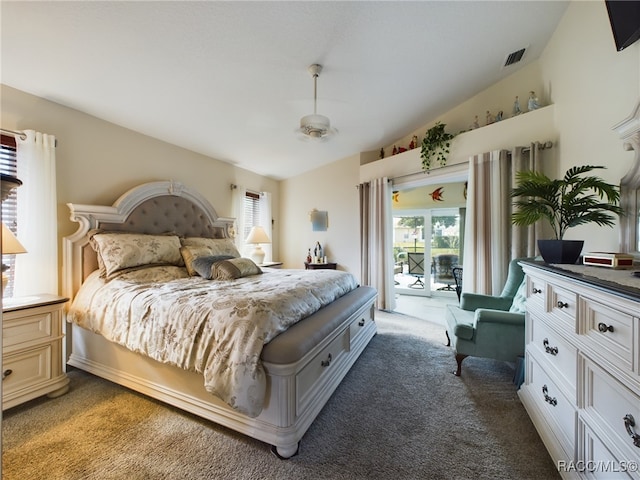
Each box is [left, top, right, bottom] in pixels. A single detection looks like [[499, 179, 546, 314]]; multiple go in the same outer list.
[[67, 266, 358, 417]]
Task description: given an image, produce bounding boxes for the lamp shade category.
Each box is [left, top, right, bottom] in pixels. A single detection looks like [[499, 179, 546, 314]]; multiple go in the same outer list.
[[2, 223, 27, 254], [245, 226, 271, 245]]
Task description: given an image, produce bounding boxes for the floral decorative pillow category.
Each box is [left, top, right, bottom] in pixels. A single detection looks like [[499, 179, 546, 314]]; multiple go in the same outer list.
[[90, 232, 183, 279], [181, 237, 240, 258]]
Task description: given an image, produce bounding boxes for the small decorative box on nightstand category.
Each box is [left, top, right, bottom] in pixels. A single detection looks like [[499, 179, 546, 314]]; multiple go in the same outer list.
[[2, 294, 70, 410]]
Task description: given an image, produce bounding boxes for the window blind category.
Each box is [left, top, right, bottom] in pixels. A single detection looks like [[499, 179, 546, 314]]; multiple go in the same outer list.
[[1, 134, 18, 296]]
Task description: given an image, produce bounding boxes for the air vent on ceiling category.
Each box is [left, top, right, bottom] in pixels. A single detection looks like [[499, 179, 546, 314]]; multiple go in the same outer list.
[[503, 48, 526, 67]]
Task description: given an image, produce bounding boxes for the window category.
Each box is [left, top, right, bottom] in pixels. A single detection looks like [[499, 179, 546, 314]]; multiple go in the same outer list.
[[243, 191, 260, 240], [1, 134, 18, 296]]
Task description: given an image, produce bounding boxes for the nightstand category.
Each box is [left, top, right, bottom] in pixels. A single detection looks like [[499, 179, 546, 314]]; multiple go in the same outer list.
[[2, 294, 70, 410], [304, 262, 337, 270]]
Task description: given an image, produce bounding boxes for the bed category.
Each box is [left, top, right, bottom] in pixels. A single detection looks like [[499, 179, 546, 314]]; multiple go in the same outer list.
[[62, 180, 377, 458]]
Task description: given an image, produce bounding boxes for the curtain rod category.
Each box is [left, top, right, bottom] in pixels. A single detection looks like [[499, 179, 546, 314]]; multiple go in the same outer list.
[[0, 128, 27, 140]]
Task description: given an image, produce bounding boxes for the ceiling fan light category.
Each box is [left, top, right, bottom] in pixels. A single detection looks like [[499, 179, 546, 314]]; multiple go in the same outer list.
[[296, 64, 337, 141], [299, 113, 332, 138]]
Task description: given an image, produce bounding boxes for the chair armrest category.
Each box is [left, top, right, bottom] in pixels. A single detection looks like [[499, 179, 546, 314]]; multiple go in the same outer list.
[[475, 309, 525, 326], [460, 293, 512, 312]]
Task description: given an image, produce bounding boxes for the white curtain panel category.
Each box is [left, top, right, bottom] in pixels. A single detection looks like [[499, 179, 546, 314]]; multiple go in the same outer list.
[[14, 130, 58, 296], [231, 184, 247, 254], [258, 191, 272, 262], [359, 177, 395, 311]]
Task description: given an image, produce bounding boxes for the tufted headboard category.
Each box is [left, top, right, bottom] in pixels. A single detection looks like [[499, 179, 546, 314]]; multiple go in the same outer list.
[[63, 181, 235, 302]]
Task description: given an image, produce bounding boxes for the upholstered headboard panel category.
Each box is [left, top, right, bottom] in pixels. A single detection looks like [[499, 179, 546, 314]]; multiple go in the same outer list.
[[98, 196, 227, 238], [63, 181, 235, 301]]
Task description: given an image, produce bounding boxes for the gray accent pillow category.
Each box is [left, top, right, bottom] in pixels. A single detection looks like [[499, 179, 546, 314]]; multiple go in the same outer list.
[[191, 255, 235, 279], [212, 258, 263, 280]]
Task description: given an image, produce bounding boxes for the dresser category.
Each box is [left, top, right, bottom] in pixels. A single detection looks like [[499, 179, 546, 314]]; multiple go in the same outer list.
[[519, 261, 640, 478], [2, 294, 70, 409]]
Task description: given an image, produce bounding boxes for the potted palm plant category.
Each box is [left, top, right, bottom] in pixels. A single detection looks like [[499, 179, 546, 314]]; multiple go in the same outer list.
[[511, 165, 623, 264]]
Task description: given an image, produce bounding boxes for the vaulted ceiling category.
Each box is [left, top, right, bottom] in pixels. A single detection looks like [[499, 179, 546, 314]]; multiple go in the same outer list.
[[1, 1, 569, 180]]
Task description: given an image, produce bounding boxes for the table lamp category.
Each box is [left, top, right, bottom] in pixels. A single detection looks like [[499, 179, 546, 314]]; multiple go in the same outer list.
[[2, 222, 27, 292], [245, 226, 270, 265]]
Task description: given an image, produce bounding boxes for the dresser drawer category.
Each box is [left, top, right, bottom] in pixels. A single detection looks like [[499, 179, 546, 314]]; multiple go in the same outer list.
[[578, 296, 635, 374], [2, 308, 55, 351], [526, 273, 546, 313], [526, 353, 577, 455], [581, 355, 640, 465], [2, 345, 53, 398], [296, 329, 349, 412], [547, 283, 577, 334], [578, 419, 639, 479], [530, 313, 577, 396]]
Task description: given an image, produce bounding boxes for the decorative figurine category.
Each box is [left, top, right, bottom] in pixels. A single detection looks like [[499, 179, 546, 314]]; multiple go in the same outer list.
[[379, 147, 385, 159], [495, 110, 503, 122], [409, 135, 419, 149], [392, 145, 398, 155], [512, 96, 522, 116], [485, 110, 494, 125], [471, 115, 479, 129], [306, 249, 312, 264], [528, 91, 540, 111]]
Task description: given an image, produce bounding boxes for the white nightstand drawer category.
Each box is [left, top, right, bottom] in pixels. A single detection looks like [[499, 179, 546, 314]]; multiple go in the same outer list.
[[2, 345, 53, 397], [2, 309, 55, 350]]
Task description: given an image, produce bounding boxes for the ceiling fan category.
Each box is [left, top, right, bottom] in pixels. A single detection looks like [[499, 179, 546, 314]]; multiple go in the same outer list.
[[297, 64, 337, 141]]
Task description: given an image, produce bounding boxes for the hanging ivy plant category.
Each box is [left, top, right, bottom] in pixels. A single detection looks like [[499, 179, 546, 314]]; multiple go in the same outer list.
[[420, 122, 455, 173]]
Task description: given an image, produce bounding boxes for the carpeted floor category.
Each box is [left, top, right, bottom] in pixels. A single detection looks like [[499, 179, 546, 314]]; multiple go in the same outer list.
[[2, 311, 560, 480]]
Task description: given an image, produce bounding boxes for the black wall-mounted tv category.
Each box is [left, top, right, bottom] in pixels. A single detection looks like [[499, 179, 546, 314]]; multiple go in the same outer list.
[[605, 0, 640, 51]]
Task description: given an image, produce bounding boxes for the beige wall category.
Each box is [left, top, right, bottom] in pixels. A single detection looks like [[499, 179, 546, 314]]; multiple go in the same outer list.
[[1, 85, 280, 288], [280, 154, 361, 274]]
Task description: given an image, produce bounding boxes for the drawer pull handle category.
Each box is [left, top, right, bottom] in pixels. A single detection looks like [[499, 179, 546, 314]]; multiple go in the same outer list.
[[358, 318, 365, 327], [532, 287, 542, 294], [321, 353, 332, 368], [556, 301, 569, 309], [623, 414, 640, 448], [542, 385, 557, 406], [598, 322, 614, 333], [542, 338, 558, 356], [2, 369, 12, 380]]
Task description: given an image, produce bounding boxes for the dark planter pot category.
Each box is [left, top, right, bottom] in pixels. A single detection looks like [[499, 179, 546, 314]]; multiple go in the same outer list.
[[537, 239, 584, 264]]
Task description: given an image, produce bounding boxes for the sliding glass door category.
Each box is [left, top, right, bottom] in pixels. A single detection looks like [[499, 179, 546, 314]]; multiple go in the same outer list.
[[393, 211, 431, 297], [393, 208, 462, 297], [430, 208, 461, 295]]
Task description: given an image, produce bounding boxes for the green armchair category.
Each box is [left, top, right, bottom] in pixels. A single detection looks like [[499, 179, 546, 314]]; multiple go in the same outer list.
[[445, 258, 528, 376]]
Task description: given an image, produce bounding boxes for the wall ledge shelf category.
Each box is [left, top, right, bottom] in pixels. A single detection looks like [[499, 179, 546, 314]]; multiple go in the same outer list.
[[360, 104, 557, 183]]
